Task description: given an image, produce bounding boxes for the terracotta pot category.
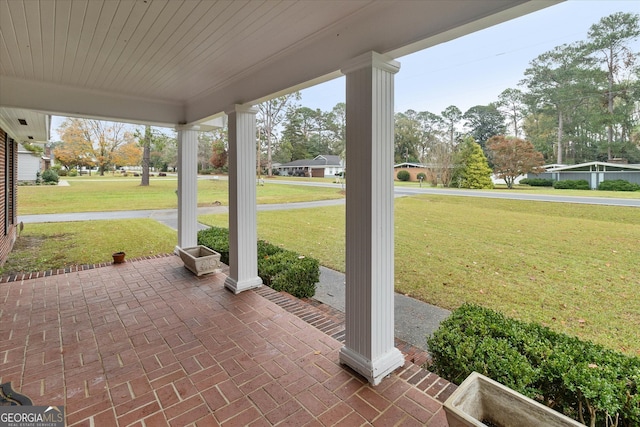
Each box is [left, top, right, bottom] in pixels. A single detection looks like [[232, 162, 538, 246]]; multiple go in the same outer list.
[[112, 252, 126, 264]]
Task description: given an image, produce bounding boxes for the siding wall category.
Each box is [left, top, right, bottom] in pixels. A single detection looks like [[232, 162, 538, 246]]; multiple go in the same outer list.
[[529, 170, 640, 189], [0, 127, 18, 265]]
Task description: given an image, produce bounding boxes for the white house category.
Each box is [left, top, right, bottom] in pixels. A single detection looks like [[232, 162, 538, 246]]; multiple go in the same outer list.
[[276, 155, 344, 178]]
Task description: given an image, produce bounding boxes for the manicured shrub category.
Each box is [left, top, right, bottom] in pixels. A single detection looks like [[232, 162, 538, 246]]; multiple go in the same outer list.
[[397, 170, 411, 181], [417, 172, 426, 181], [598, 179, 640, 192], [68, 169, 78, 177], [553, 179, 590, 190], [197, 227, 319, 298], [519, 178, 554, 187], [41, 169, 59, 184], [427, 304, 640, 427]]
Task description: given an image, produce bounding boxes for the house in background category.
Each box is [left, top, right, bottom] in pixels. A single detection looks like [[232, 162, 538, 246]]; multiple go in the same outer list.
[[276, 154, 344, 177], [529, 161, 640, 189], [17, 142, 49, 182], [0, 111, 50, 264]]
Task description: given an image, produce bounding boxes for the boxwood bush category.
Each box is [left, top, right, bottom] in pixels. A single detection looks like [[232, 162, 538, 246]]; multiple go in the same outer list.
[[197, 227, 319, 298], [553, 179, 590, 190], [598, 179, 640, 192], [427, 304, 640, 427], [397, 170, 411, 181], [519, 178, 554, 187]]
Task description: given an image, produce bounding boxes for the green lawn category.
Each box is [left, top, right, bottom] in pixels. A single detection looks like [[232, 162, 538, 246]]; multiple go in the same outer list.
[[199, 195, 640, 356], [2, 219, 176, 273], [17, 175, 345, 215]]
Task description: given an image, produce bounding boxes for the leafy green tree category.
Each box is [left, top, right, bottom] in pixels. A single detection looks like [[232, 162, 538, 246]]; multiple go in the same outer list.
[[487, 136, 544, 189], [394, 110, 421, 163], [463, 104, 506, 152], [441, 105, 463, 146], [497, 88, 527, 138], [585, 12, 640, 160], [453, 137, 493, 189]]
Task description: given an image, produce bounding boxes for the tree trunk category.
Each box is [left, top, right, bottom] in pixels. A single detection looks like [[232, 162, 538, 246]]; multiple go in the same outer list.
[[557, 109, 564, 164], [141, 125, 151, 186]]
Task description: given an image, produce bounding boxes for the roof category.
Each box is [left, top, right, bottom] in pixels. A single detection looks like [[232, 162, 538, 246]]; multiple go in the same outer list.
[[279, 155, 343, 168], [0, 1, 559, 144], [548, 162, 640, 172]]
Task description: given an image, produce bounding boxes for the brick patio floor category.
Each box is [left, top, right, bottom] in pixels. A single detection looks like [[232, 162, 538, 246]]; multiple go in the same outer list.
[[0, 255, 455, 426]]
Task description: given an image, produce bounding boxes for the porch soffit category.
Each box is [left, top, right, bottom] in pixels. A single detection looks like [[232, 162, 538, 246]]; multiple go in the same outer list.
[[0, 0, 560, 140]]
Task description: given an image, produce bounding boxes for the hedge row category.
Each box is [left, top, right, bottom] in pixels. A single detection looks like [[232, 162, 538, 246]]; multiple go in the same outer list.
[[427, 304, 640, 427], [598, 179, 640, 192], [553, 179, 590, 190], [519, 178, 555, 187], [197, 227, 319, 298]]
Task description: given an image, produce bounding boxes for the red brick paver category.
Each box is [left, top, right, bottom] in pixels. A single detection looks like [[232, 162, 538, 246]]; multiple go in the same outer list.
[[0, 256, 451, 426]]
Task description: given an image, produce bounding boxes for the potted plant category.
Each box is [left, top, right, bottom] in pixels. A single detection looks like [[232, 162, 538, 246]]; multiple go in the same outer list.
[[112, 251, 126, 264], [443, 372, 583, 427], [177, 245, 221, 276]]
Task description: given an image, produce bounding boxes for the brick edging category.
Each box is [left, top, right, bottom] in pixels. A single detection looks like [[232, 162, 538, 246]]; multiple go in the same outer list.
[[0, 253, 175, 283]]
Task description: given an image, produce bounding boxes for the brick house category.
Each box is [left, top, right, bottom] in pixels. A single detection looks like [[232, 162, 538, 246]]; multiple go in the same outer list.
[[0, 127, 18, 264]]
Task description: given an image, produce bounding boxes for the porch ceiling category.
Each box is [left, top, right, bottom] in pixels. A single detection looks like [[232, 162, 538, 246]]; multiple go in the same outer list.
[[0, 0, 560, 142]]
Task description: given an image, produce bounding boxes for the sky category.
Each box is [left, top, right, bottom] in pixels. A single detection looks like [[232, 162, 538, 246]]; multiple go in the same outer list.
[[298, 0, 640, 116]]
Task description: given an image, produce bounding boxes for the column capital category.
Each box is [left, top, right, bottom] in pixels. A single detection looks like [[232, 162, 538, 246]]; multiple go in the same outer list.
[[341, 51, 400, 75], [225, 104, 258, 116], [175, 124, 200, 132]]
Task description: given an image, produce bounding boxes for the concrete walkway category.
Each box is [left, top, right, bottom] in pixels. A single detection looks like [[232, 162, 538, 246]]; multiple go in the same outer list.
[[18, 203, 450, 352]]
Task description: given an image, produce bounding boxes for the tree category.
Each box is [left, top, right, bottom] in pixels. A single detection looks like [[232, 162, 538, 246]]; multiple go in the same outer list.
[[54, 118, 96, 171], [585, 12, 640, 160], [210, 139, 228, 170], [441, 105, 463, 146], [257, 92, 300, 176], [453, 137, 493, 189], [488, 135, 545, 189], [114, 142, 142, 170], [463, 104, 506, 152], [394, 110, 421, 163], [522, 42, 594, 164], [497, 88, 527, 138]]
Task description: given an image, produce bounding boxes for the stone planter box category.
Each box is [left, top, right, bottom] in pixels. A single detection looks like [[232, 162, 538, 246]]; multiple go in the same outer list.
[[177, 245, 221, 276], [443, 372, 583, 427]]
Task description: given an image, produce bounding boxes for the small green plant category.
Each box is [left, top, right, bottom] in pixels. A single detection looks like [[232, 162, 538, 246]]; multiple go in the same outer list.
[[417, 172, 426, 181], [68, 169, 78, 177], [553, 179, 590, 190], [397, 170, 411, 181], [519, 178, 554, 187], [41, 169, 59, 184], [427, 304, 640, 427], [598, 179, 640, 192], [197, 227, 319, 298]]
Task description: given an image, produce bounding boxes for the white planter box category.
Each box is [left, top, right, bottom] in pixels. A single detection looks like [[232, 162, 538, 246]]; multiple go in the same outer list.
[[177, 246, 221, 276], [444, 372, 583, 427]]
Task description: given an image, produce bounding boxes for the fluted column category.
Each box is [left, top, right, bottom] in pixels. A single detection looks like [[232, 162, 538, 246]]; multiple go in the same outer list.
[[339, 52, 404, 385], [175, 125, 199, 251], [224, 105, 263, 294]]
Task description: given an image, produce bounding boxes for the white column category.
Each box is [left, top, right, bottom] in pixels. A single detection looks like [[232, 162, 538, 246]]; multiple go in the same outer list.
[[339, 52, 404, 386], [224, 105, 263, 294], [175, 125, 199, 251]]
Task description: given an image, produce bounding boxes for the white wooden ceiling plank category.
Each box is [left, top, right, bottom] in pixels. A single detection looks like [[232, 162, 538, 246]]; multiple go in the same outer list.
[[101, 0, 169, 90], [22, 0, 44, 80], [116, 0, 186, 92], [150, 0, 266, 97], [39, 0, 56, 81], [1, 0, 28, 77], [133, 0, 240, 95], [98, 0, 158, 90], [87, 0, 137, 89], [78, 0, 119, 87], [69, 1, 103, 84], [61, 1, 89, 85], [52, 0, 72, 83]]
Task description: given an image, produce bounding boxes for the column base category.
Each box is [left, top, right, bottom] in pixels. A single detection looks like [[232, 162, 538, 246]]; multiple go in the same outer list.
[[224, 276, 263, 294], [339, 345, 405, 386]]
